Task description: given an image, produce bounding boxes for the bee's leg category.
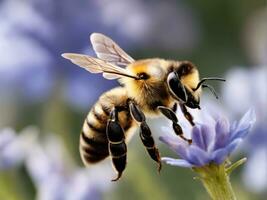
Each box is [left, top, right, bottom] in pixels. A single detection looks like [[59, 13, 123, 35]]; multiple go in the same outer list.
[[157, 106, 192, 144], [179, 103, 195, 126], [172, 102, 178, 112], [107, 108, 127, 181], [129, 101, 162, 172]]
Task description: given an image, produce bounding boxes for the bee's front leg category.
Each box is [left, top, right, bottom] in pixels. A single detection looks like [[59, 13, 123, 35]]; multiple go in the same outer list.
[[128, 101, 162, 172], [157, 106, 192, 144], [179, 103, 195, 126], [107, 107, 127, 181], [172, 102, 178, 112]]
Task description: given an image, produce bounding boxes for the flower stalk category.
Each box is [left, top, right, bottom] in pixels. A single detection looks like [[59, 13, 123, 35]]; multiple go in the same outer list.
[[194, 163, 236, 200]]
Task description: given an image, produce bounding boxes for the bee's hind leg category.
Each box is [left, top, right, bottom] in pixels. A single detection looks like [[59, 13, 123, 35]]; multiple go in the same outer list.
[[107, 107, 127, 181], [129, 101, 162, 172], [157, 106, 192, 144]]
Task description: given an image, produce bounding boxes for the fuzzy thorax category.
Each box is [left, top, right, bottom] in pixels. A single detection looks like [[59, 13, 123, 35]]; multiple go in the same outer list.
[[120, 59, 173, 115]]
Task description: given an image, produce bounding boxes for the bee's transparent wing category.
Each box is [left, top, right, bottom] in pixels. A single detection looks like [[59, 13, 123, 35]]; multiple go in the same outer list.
[[61, 53, 136, 80], [90, 33, 135, 66]]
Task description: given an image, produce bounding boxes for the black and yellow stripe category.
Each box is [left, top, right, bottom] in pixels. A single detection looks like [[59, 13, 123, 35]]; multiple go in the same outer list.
[[79, 87, 134, 166]]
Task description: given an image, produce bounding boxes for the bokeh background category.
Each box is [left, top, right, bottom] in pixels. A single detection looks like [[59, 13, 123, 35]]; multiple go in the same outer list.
[[0, 0, 266, 199]]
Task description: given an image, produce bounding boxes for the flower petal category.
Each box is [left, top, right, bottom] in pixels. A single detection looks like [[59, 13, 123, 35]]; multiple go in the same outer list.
[[213, 117, 230, 150], [161, 157, 192, 168], [0, 127, 38, 169], [230, 121, 238, 132], [159, 134, 188, 159], [225, 138, 243, 155], [212, 139, 242, 164], [231, 108, 256, 140], [201, 124, 214, 150], [187, 145, 210, 166], [192, 126, 203, 149], [160, 108, 254, 168], [239, 108, 257, 129], [211, 148, 229, 165], [192, 125, 213, 151]]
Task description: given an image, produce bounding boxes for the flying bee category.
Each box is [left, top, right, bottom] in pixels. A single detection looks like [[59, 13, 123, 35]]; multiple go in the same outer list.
[[62, 33, 225, 181]]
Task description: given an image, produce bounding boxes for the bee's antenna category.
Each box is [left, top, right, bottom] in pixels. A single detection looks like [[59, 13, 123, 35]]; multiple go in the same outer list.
[[193, 77, 225, 91], [104, 71, 138, 80], [202, 84, 219, 99]]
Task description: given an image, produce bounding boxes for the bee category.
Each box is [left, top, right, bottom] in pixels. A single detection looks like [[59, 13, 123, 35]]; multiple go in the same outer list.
[[62, 33, 225, 181]]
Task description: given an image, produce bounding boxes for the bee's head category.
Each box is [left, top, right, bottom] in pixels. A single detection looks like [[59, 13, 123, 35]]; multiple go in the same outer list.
[[167, 61, 225, 109], [167, 61, 201, 109]]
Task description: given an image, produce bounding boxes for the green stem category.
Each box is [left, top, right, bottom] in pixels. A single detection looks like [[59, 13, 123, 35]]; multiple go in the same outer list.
[[193, 163, 236, 200]]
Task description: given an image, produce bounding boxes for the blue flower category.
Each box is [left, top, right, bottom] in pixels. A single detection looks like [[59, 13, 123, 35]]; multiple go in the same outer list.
[[0, 0, 123, 108], [0, 127, 38, 169], [25, 134, 113, 200], [0, 127, 113, 199], [159, 109, 256, 168]]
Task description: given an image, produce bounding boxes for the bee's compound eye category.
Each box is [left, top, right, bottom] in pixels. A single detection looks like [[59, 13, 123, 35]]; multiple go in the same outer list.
[[137, 73, 149, 80], [167, 72, 188, 102]]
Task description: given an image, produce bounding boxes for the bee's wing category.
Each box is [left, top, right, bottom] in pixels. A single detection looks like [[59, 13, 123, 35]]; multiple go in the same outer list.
[[61, 53, 136, 80], [90, 33, 135, 66]]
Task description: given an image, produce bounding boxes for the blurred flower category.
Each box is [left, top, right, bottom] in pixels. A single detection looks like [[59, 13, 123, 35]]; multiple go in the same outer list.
[[25, 134, 113, 200], [0, 126, 38, 169], [0, 0, 117, 109], [159, 109, 255, 168], [0, 126, 113, 199], [0, 0, 54, 102], [243, 146, 267, 193], [222, 67, 267, 118], [222, 66, 267, 193]]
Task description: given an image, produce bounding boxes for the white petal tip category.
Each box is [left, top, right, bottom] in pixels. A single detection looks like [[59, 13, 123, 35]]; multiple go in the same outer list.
[[248, 108, 256, 123]]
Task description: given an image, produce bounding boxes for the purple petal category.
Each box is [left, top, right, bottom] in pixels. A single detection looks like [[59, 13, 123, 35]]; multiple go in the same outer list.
[[225, 139, 243, 154], [187, 146, 210, 166], [230, 121, 238, 132], [201, 125, 214, 150], [159, 134, 188, 159], [214, 118, 230, 150], [161, 157, 192, 168], [212, 139, 242, 164], [211, 148, 228, 165], [231, 108, 256, 140], [192, 125, 213, 151], [192, 126, 204, 149], [238, 108, 257, 129]]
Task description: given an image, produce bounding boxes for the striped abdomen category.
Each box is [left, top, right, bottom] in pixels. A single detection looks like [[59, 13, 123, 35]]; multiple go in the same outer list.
[[79, 87, 134, 165]]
